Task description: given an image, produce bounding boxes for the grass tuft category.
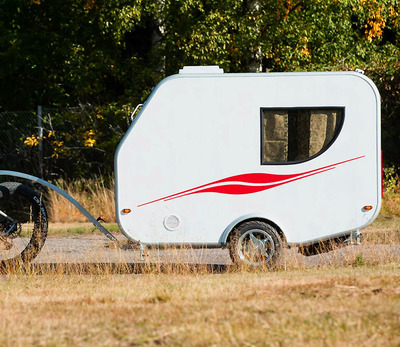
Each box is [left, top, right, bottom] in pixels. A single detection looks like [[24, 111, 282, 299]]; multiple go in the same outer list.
[[353, 253, 365, 267]]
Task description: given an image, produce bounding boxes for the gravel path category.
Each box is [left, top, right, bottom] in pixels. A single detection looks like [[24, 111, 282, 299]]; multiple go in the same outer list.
[[32, 234, 400, 269]]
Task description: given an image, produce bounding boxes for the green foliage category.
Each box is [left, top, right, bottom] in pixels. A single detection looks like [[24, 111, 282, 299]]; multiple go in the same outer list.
[[367, 59, 400, 166], [383, 166, 400, 194], [0, 0, 154, 110], [151, 0, 264, 73], [1, 0, 400, 177], [39, 104, 132, 178]]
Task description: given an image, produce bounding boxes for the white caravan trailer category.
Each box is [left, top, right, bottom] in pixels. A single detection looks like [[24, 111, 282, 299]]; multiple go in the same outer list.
[[115, 66, 381, 265], [0, 66, 381, 267]]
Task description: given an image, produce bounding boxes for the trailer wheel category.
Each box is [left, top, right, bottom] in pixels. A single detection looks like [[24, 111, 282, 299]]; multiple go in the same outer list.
[[0, 182, 48, 268], [229, 220, 283, 267]]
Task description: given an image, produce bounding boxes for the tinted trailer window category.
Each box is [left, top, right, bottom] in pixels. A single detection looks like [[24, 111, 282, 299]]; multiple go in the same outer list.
[[261, 108, 343, 164]]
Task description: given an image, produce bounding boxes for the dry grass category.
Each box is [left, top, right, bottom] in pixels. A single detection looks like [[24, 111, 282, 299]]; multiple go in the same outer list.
[[381, 190, 400, 218], [0, 266, 399, 346], [362, 215, 400, 244], [1, 175, 395, 345], [381, 168, 400, 218], [46, 177, 115, 223], [0, 220, 398, 346]]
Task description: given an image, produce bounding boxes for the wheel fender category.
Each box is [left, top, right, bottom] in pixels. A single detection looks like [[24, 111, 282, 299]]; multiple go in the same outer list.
[[219, 214, 285, 246]]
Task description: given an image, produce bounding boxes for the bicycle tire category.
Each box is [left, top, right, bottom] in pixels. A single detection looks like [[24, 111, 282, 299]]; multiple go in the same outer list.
[[0, 182, 48, 267]]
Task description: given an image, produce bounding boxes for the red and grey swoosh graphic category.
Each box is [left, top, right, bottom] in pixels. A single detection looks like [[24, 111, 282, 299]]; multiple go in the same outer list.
[[138, 156, 364, 207]]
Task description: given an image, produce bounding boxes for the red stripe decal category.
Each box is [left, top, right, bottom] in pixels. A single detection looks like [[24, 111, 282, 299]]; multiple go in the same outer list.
[[137, 156, 364, 207]]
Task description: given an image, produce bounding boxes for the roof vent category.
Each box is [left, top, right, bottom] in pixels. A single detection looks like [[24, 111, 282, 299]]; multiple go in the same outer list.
[[179, 66, 224, 74]]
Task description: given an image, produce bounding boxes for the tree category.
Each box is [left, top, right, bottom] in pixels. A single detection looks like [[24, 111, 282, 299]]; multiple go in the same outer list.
[[1, 0, 400, 177], [0, 0, 152, 110]]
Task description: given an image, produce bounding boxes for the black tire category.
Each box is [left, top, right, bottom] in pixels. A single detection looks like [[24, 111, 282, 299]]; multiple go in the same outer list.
[[229, 220, 283, 267], [0, 182, 48, 267]]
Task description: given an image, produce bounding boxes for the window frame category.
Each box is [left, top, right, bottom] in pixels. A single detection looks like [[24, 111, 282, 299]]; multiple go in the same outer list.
[[260, 106, 345, 165]]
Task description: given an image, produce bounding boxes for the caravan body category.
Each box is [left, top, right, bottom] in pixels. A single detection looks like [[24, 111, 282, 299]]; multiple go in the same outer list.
[[115, 66, 381, 248]]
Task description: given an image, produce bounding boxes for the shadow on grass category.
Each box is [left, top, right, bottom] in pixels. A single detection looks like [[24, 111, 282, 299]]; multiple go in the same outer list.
[[2, 262, 231, 275]]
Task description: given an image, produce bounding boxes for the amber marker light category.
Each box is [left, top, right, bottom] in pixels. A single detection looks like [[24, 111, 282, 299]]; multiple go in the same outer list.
[[363, 205, 373, 211], [122, 209, 132, 214]]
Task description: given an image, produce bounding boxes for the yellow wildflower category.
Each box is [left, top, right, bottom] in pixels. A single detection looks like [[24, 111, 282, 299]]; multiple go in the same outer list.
[[83, 129, 96, 147], [51, 141, 65, 159], [24, 135, 39, 147], [365, 6, 386, 42], [301, 46, 310, 56]]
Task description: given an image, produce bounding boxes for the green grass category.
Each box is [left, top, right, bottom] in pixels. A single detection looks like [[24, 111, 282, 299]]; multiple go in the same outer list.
[[47, 223, 120, 237]]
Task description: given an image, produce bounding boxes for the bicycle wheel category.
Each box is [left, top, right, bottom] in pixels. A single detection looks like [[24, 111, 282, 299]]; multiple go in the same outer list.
[[0, 182, 48, 267]]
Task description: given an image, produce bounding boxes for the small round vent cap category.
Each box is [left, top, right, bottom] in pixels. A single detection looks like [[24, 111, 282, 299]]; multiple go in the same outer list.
[[163, 215, 180, 231]]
